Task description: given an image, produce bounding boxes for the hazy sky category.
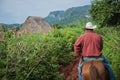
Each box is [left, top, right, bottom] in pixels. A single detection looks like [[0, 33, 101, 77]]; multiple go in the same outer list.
[[0, 0, 91, 24]]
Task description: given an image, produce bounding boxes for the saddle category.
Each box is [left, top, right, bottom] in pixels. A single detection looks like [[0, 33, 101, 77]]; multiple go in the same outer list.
[[79, 57, 104, 69]]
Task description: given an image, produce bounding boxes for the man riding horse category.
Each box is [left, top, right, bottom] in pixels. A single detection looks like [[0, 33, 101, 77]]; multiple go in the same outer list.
[[74, 22, 115, 80]]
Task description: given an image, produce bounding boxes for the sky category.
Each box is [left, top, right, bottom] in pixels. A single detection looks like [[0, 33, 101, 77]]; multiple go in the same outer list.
[[0, 0, 91, 24]]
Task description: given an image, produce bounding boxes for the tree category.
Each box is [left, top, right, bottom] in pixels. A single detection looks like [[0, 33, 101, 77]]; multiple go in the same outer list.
[[89, 0, 120, 26], [51, 24, 62, 29]]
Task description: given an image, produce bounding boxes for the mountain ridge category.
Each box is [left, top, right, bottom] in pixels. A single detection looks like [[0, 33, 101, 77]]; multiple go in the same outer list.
[[44, 5, 91, 25], [1, 5, 91, 27]]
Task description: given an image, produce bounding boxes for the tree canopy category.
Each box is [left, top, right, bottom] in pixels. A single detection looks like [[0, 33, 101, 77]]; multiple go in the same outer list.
[[89, 0, 120, 26]]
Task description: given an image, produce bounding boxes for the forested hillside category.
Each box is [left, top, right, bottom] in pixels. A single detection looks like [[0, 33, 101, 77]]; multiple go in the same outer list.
[[44, 5, 90, 25]]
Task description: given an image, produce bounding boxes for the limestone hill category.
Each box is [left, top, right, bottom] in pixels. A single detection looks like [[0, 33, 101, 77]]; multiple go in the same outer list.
[[17, 16, 52, 36]]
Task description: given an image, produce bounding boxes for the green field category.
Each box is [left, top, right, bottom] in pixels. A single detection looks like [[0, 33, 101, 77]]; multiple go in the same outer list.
[[0, 23, 120, 80]]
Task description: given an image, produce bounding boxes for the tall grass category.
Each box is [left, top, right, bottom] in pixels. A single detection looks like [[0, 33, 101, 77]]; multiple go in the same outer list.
[[96, 27, 120, 79], [5, 25, 84, 80], [0, 23, 120, 80]]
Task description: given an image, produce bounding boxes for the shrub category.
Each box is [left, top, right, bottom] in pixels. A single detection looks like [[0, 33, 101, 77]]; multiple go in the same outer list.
[[0, 24, 120, 80]]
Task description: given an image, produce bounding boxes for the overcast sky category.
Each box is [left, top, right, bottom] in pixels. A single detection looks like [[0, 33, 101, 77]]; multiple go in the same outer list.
[[0, 0, 91, 24]]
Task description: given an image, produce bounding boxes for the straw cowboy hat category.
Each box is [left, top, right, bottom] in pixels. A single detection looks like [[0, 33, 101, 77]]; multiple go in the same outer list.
[[85, 22, 97, 29]]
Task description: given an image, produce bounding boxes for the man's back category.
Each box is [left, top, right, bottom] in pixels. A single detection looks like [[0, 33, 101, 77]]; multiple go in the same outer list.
[[81, 30, 103, 56], [74, 29, 103, 57], [74, 22, 115, 80]]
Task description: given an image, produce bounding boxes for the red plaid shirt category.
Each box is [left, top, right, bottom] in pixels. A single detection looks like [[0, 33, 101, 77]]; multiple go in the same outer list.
[[74, 30, 103, 57]]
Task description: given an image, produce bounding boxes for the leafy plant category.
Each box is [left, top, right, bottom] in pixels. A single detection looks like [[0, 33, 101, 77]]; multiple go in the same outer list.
[[0, 23, 120, 80], [90, 0, 120, 26]]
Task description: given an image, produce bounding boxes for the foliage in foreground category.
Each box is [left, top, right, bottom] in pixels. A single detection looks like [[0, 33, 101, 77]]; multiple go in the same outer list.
[[0, 24, 120, 80], [2, 25, 84, 80], [96, 27, 120, 79]]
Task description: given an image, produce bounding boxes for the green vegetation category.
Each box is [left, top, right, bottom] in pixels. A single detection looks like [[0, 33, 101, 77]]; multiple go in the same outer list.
[[90, 0, 120, 26], [1, 24, 84, 80], [44, 5, 90, 25], [96, 26, 120, 79], [0, 23, 120, 80], [0, 0, 120, 79]]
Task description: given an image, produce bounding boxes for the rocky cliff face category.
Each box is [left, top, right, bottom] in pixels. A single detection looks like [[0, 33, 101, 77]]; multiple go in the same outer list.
[[18, 16, 52, 35]]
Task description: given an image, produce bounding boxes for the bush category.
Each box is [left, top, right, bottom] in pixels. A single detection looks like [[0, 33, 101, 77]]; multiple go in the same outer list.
[[5, 26, 84, 80], [0, 24, 120, 80], [96, 27, 120, 79], [90, 0, 120, 26]]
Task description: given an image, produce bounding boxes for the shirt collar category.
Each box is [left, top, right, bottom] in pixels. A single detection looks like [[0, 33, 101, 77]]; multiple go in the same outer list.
[[85, 29, 94, 33]]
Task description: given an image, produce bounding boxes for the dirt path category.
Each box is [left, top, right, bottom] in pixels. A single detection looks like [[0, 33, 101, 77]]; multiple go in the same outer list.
[[60, 56, 82, 80]]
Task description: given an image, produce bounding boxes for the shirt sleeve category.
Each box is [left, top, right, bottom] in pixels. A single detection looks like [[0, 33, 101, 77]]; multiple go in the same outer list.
[[100, 36, 103, 51], [74, 35, 83, 56]]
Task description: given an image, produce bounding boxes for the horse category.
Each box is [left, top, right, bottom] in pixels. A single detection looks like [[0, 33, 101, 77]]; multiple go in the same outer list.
[[60, 57, 110, 80], [81, 60, 110, 80]]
